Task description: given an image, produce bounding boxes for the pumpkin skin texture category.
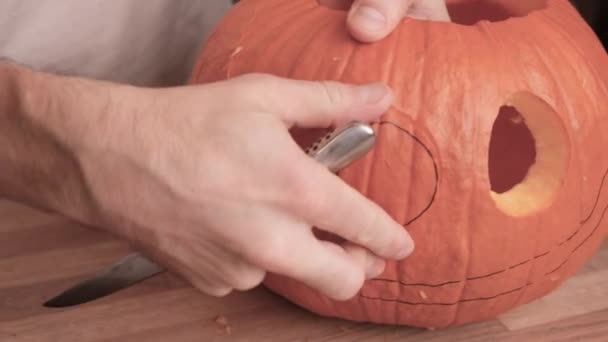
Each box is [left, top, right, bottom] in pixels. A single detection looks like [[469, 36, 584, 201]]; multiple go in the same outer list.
[[189, 0, 608, 328]]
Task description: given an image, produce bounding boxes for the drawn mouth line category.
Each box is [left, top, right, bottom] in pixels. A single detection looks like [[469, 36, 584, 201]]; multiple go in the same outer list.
[[360, 167, 608, 305]]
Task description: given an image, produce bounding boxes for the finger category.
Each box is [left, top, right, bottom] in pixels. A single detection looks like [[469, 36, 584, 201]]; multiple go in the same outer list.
[[180, 242, 267, 292], [231, 74, 394, 128], [347, 0, 415, 42], [342, 242, 386, 279], [147, 244, 242, 297], [346, 0, 451, 43], [223, 261, 267, 291], [256, 228, 367, 301], [288, 156, 415, 260], [193, 281, 233, 297], [172, 263, 234, 297]]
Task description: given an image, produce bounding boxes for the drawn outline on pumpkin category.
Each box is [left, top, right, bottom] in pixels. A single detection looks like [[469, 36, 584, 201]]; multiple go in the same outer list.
[[360, 167, 608, 305], [373, 120, 440, 227]]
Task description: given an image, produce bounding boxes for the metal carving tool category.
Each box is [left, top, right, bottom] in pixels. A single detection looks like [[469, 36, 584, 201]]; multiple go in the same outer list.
[[43, 121, 376, 308]]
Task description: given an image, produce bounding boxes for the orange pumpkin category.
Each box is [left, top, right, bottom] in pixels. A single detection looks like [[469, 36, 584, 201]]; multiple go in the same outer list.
[[190, 0, 608, 328]]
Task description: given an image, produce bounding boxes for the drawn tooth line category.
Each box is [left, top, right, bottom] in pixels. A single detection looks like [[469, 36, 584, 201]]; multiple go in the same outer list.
[[359, 283, 532, 306], [362, 167, 608, 306]]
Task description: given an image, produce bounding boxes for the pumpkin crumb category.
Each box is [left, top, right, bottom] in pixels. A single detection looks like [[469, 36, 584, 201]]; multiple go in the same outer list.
[[231, 46, 244, 58], [509, 114, 524, 124], [490, 92, 569, 218], [214, 315, 232, 335]]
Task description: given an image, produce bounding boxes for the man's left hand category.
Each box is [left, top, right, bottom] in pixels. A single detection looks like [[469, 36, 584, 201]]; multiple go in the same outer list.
[[344, 0, 451, 42]]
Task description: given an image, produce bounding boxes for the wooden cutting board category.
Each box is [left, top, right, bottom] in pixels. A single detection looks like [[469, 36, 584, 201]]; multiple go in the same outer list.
[[1, 199, 607, 342]]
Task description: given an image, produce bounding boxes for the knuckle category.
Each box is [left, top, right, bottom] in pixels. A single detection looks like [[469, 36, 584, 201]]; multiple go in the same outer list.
[[236, 76, 264, 96], [208, 287, 233, 297], [192, 279, 233, 297], [282, 158, 308, 189], [232, 267, 266, 291], [231, 73, 279, 102], [317, 80, 348, 107], [252, 234, 290, 270], [357, 206, 408, 257], [352, 208, 383, 246], [298, 185, 331, 224], [328, 268, 365, 301], [237, 73, 280, 93], [232, 73, 303, 115], [236, 72, 275, 84], [297, 167, 336, 208], [283, 166, 322, 210]]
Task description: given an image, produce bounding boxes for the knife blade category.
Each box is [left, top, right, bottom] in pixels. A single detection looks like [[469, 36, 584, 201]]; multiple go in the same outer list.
[[44, 121, 376, 308], [43, 253, 162, 308]]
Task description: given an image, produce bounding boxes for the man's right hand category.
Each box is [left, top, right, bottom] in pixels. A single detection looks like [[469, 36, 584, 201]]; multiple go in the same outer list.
[[1, 65, 415, 301]]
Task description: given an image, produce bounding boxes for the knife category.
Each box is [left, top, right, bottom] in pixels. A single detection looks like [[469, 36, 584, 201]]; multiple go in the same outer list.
[[44, 121, 376, 308]]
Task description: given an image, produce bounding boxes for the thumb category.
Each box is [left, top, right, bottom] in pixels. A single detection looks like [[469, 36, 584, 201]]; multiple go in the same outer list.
[[347, 0, 415, 43], [347, 0, 451, 43], [236, 74, 394, 129]]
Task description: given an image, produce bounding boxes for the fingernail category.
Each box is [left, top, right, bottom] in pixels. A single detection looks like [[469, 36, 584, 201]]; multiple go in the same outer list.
[[360, 83, 390, 104], [366, 256, 386, 279], [351, 5, 387, 32]]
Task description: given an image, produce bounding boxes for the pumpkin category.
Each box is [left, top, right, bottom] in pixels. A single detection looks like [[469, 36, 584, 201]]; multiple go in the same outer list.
[[189, 0, 608, 328]]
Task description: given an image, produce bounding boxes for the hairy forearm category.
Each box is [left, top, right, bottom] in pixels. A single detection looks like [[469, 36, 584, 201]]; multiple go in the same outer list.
[[0, 61, 119, 223]]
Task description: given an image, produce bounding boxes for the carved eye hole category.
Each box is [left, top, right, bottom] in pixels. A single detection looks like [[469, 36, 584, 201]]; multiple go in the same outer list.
[[336, 111, 439, 227], [488, 92, 570, 217], [447, 0, 548, 25], [317, 0, 352, 10]]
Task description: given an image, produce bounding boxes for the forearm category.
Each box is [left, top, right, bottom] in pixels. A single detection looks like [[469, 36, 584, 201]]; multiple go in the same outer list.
[[0, 61, 118, 223]]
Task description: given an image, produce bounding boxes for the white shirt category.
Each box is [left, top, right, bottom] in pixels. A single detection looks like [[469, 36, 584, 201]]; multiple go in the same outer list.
[[0, 0, 232, 86]]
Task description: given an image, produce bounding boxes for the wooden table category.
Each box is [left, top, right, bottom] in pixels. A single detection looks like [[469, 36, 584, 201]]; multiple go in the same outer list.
[[1, 199, 607, 341]]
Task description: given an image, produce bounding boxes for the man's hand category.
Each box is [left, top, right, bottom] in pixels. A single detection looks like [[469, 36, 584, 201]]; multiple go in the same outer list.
[[1, 64, 414, 301], [345, 0, 451, 42]]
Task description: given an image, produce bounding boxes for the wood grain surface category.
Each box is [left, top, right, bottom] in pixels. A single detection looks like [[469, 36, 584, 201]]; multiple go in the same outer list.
[[1, 199, 607, 341]]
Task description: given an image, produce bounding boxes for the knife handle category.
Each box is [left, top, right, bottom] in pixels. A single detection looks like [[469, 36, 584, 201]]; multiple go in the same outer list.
[[304, 121, 375, 172]]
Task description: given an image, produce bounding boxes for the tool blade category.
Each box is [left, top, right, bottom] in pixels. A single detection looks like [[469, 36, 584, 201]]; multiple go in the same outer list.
[[43, 253, 163, 307]]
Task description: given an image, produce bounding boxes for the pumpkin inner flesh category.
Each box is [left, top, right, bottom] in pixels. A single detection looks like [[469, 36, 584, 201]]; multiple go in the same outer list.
[[446, 0, 548, 25], [489, 106, 536, 194], [489, 92, 569, 217], [318, 0, 549, 25], [317, 0, 352, 10]]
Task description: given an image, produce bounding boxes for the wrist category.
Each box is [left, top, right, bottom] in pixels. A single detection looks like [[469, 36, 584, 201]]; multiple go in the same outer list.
[[0, 62, 22, 121], [0, 62, 135, 225], [14, 64, 134, 154]]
